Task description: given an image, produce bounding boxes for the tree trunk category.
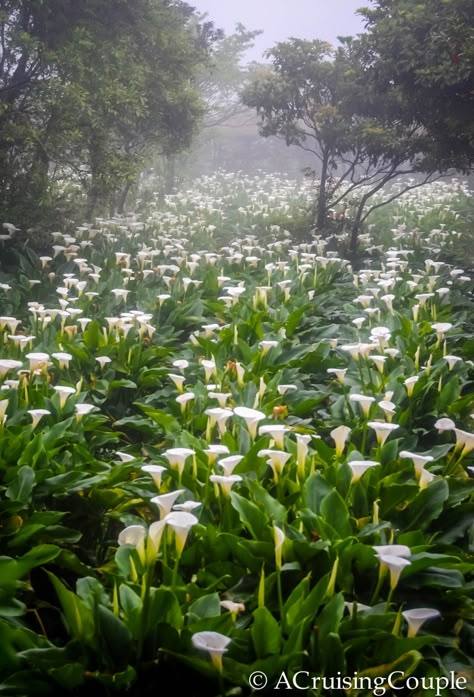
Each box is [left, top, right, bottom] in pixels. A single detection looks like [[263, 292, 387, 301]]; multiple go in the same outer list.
[[315, 151, 329, 228], [349, 197, 368, 256], [86, 133, 106, 221], [117, 181, 132, 215], [164, 155, 176, 194], [29, 143, 50, 202]]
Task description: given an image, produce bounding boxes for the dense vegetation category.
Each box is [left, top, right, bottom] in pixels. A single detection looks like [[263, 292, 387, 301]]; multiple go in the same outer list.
[[0, 1, 473, 695], [0, 173, 473, 696]]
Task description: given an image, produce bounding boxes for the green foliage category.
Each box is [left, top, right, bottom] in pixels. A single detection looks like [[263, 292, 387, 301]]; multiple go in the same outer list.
[[241, 38, 443, 253], [354, 0, 474, 172], [0, 173, 473, 696], [0, 0, 215, 227]]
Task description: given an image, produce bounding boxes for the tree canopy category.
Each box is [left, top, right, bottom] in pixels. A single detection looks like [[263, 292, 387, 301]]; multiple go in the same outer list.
[[0, 0, 216, 224], [241, 38, 442, 252], [353, 0, 474, 172]]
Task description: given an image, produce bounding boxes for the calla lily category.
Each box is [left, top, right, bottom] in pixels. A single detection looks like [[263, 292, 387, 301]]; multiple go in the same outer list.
[[261, 449, 291, 481], [151, 489, 185, 518], [210, 474, 242, 496], [434, 417, 455, 433], [208, 391, 232, 408], [277, 384, 298, 395], [330, 425, 351, 457], [419, 467, 435, 489], [367, 421, 399, 446], [295, 434, 312, 477], [327, 368, 347, 383], [454, 428, 474, 456], [349, 393, 376, 417], [164, 511, 198, 556], [217, 455, 243, 476], [28, 408, 51, 429], [201, 359, 216, 382], [404, 376, 419, 396], [173, 501, 202, 513], [274, 525, 285, 570], [0, 359, 23, 378], [220, 600, 245, 619], [142, 464, 167, 489], [191, 631, 231, 672], [176, 391, 195, 412], [116, 451, 136, 463], [168, 373, 185, 392], [373, 545, 411, 558], [172, 359, 189, 372], [26, 352, 50, 371], [233, 406, 265, 439], [431, 322, 453, 341], [0, 399, 8, 421], [74, 403, 96, 419], [95, 356, 112, 369], [205, 407, 233, 436], [163, 447, 195, 477], [370, 355, 387, 373], [399, 450, 434, 478], [53, 385, 75, 409], [203, 444, 230, 463], [444, 355, 462, 370], [402, 608, 440, 637], [259, 340, 278, 354], [118, 525, 147, 547], [348, 460, 379, 481], [258, 424, 287, 448], [376, 553, 411, 590], [378, 400, 396, 422], [52, 352, 73, 369]]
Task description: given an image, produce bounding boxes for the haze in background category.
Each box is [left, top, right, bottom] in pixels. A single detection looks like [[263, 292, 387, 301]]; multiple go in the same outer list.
[[192, 0, 366, 60]]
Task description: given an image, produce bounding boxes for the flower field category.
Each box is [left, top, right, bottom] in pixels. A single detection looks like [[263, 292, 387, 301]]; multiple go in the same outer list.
[[0, 173, 473, 696]]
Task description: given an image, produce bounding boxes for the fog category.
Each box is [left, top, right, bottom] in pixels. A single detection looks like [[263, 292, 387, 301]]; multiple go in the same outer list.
[[191, 0, 365, 60]]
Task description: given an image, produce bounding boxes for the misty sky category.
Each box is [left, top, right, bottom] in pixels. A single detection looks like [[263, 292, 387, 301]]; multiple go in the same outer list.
[[192, 0, 366, 60]]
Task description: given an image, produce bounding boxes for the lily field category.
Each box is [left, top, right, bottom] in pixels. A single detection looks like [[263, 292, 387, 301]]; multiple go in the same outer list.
[[0, 172, 473, 696]]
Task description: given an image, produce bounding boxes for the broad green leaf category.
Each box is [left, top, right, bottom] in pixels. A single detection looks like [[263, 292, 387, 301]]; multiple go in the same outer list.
[[251, 607, 281, 658], [6, 467, 35, 504], [47, 573, 95, 646], [230, 492, 270, 541]]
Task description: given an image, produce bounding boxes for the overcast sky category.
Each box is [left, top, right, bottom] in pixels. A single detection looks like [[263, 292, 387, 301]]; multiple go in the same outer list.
[[192, 0, 366, 60]]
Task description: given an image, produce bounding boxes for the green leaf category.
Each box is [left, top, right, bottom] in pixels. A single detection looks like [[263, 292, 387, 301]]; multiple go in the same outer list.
[[47, 573, 95, 646], [346, 651, 423, 697], [6, 467, 36, 504], [134, 403, 181, 434], [437, 376, 460, 412], [230, 492, 270, 541], [17, 545, 62, 573], [304, 473, 333, 514], [47, 663, 85, 690], [251, 607, 281, 658], [187, 593, 221, 621], [97, 605, 132, 666], [320, 489, 352, 538], [246, 480, 287, 523], [147, 588, 183, 632], [402, 479, 449, 531], [317, 591, 345, 644], [109, 380, 137, 390]]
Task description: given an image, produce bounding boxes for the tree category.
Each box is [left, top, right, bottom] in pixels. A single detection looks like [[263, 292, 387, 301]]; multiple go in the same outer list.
[[164, 23, 262, 185], [241, 38, 443, 252], [0, 0, 215, 224], [353, 0, 474, 172], [195, 23, 261, 129]]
